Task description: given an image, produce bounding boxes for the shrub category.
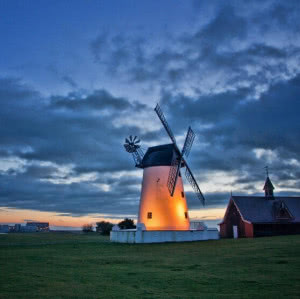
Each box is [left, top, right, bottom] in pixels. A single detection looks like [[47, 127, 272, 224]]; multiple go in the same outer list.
[[82, 224, 93, 233], [118, 218, 136, 229], [96, 221, 113, 235]]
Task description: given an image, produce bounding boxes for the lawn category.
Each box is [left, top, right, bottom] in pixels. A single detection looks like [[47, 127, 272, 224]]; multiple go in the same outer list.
[[0, 233, 299, 298]]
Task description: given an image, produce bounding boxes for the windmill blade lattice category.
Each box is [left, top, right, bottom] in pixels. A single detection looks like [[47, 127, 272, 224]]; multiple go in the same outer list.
[[167, 152, 180, 196], [185, 166, 205, 205], [154, 103, 205, 205], [169, 126, 195, 196], [154, 104, 177, 145], [182, 127, 195, 158]]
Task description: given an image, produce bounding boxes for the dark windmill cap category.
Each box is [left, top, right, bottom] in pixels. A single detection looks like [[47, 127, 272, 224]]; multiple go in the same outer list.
[[141, 144, 175, 168]]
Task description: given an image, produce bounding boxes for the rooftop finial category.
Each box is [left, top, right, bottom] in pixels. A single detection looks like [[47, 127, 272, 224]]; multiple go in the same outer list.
[[264, 165, 269, 177]]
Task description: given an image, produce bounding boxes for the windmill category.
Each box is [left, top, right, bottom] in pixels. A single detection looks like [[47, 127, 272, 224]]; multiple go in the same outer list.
[[123, 104, 205, 231]]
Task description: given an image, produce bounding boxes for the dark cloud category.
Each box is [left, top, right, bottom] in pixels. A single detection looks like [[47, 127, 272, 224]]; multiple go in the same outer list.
[[165, 73, 300, 149], [62, 76, 77, 89], [0, 77, 147, 216], [23, 165, 58, 179], [90, 1, 300, 99], [51, 89, 133, 111], [0, 78, 148, 169], [187, 5, 248, 48], [90, 34, 146, 77], [186, 191, 230, 210], [0, 169, 141, 216]]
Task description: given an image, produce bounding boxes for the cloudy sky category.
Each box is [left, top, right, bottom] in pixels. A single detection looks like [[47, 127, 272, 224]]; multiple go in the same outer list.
[[1, 0, 300, 228]]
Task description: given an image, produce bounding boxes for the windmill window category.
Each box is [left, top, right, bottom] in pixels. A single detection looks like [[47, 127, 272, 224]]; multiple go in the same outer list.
[[181, 191, 184, 198], [184, 212, 188, 219], [147, 212, 152, 219]]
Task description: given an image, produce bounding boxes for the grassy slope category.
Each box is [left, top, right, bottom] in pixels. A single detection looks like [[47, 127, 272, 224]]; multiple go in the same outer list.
[[0, 233, 299, 299]]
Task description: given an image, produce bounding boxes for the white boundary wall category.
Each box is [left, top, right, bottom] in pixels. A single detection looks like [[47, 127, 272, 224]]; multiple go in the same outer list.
[[110, 228, 219, 243]]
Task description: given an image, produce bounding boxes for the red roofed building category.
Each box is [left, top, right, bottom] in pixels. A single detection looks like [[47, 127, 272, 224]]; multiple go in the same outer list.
[[219, 176, 300, 238]]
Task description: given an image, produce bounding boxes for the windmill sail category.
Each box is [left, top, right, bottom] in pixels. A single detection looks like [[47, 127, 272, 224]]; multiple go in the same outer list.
[[155, 103, 205, 205], [168, 127, 195, 197], [154, 104, 177, 145], [185, 165, 205, 205], [167, 152, 180, 196], [182, 127, 195, 158]]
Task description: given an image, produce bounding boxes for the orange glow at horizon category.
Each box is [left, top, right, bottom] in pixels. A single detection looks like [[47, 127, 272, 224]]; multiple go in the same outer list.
[[189, 208, 225, 221], [0, 200, 225, 229], [0, 207, 123, 227], [0, 206, 225, 227]]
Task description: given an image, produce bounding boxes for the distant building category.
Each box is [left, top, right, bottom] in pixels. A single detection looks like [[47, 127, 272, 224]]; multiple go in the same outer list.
[[0, 225, 9, 233], [0, 222, 50, 233], [26, 222, 49, 232], [219, 176, 300, 238], [21, 225, 37, 232], [14, 224, 21, 232], [190, 221, 207, 231]]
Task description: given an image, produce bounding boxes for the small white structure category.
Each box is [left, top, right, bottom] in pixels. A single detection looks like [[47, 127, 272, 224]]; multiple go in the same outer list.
[[111, 223, 219, 243]]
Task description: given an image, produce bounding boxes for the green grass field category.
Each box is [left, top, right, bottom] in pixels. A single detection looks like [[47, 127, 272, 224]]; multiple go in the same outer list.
[[0, 233, 299, 299]]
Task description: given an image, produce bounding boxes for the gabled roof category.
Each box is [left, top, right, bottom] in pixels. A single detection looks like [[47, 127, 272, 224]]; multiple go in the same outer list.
[[231, 196, 300, 223]]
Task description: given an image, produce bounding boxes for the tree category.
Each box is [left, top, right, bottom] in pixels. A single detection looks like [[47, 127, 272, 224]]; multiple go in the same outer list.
[[82, 224, 93, 233], [96, 221, 113, 235], [118, 218, 136, 229]]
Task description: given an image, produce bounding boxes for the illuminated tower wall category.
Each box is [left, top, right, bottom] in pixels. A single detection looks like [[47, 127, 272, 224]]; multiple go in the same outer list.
[[137, 144, 190, 230]]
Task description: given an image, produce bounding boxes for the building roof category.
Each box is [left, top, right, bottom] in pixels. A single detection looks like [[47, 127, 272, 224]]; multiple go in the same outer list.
[[141, 144, 175, 168], [231, 196, 300, 223]]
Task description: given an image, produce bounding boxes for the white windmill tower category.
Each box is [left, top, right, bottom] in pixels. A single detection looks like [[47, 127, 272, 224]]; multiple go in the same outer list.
[[123, 104, 205, 231]]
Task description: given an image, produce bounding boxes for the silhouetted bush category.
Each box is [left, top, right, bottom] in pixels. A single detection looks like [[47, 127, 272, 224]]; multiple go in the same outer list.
[[96, 221, 113, 235], [118, 218, 136, 229], [82, 224, 93, 233]]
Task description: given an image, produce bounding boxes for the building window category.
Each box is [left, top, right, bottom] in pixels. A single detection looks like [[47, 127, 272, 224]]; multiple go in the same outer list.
[[184, 212, 188, 219], [147, 212, 152, 219], [181, 191, 184, 198]]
